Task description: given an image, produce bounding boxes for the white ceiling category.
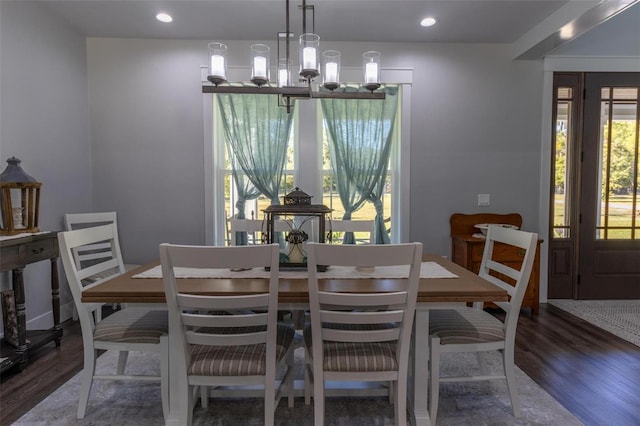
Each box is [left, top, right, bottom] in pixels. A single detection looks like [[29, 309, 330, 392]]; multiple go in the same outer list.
[[41, 0, 571, 43], [37, 0, 640, 59]]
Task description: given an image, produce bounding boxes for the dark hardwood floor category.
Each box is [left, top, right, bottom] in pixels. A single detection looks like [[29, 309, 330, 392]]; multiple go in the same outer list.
[[1, 303, 639, 425], [511, 304, 640, 426]]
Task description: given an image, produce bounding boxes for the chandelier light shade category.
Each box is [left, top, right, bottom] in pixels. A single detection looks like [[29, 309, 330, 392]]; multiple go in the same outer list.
[[299, 33, 320, 80], [363, 51, 382, 92], [322, 50, 341, 90], [202, 0, 385, 112], [250, 44, 270, 86], [207, 42, 228, 86], [278, 58, 291, 87]]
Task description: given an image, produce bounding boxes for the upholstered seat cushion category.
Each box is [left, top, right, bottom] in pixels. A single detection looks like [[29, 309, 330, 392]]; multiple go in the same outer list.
[[429, 308, 505, 345], [304, 323, 398, 372], [188, 324, 295, 376], [93, 308, 168, 343]]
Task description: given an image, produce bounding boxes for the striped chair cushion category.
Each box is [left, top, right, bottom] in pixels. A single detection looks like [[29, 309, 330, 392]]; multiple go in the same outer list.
[[93, 309, 168, 343], [304, 323, 398, 372], [429, 308, 505, 345], [188, 324, 295, 376]]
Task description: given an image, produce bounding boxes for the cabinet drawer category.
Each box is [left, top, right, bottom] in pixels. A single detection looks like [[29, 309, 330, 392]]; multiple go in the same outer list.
[[23, 239, 58, 264], [471, 241, 525, 262], [0, 245, 21, 271]]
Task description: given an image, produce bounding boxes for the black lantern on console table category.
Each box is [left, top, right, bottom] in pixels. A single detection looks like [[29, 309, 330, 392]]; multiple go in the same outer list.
[[264, 187, 330, 270], [0, 157, 42, 236]]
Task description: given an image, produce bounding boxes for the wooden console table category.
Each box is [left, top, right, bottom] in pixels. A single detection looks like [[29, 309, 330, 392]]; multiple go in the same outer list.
[[450, 213, 542, 315], [0, 232, 62, 373]]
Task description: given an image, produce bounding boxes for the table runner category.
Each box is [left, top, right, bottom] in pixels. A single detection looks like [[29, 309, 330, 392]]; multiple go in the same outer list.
[[132, 261, 458, 280]]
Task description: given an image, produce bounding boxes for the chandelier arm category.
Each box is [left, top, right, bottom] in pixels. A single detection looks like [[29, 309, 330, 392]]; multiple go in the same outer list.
[[286, 0, 290, 74], [302, 0, 306, 34]]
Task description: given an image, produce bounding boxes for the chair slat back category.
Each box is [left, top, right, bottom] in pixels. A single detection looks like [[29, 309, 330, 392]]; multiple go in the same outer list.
[[479, 225, 537, 325], [307, 241, 422, 355], [228, 218, 265, 234], [160, 243, 280, 354], [228, 218, 289, 245], [326, 219, 375, 244], [64, 212, 121, 269], [58, 224, 125, 323]]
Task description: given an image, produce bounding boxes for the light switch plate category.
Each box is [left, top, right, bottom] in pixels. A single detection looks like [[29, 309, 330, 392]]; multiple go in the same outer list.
[[478, 194, 490, 206]]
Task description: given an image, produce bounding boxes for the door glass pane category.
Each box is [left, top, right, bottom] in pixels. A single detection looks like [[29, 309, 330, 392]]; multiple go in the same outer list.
[[552, 87, 573, 238], [596, 87, 639, 239]]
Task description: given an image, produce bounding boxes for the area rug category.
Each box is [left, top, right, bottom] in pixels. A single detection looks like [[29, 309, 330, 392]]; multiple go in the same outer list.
[[548, 299, 640, 347], [14, 347, 581, 425]]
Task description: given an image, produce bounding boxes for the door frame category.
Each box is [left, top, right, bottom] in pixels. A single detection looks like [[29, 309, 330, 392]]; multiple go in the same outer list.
[[540, 57, 640, 302]]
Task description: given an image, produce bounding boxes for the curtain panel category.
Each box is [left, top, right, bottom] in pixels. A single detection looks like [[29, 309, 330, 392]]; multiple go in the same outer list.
[[217, 93, 292, 244], [320, 85, 399, 244]]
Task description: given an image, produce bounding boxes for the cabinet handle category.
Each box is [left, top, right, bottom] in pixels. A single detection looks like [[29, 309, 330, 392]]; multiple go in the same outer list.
[[32, 247, 45, 254], [518, 248, 525, 257]]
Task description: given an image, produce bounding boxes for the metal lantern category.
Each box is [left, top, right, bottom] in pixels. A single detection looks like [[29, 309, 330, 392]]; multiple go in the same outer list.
[[264, 188, 330, 269], [283, 187, 312, 206], [0, 157, 42, 235]]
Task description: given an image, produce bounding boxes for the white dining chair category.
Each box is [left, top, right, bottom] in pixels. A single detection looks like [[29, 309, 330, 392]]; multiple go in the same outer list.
[[325, 218, 375, 244], [428, 225, 538, 423], [64, 211, 141, 314], [228, 217, 290, 245], [304, 241, 423, 425], [64, 211, 140, 274], [58, 224, 169, 420], [160, 242, 296, 426]]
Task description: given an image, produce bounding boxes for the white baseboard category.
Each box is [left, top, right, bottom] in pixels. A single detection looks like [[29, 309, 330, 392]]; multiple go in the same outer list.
[[0, 303, 75, 339]]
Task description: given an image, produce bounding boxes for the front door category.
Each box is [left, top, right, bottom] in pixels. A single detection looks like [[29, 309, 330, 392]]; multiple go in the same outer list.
[[578, 72, 640, 299], [548, 72, 640, 299]]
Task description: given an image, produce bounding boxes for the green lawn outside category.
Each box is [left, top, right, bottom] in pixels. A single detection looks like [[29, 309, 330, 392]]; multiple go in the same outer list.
[[554, 194, 639, 239]]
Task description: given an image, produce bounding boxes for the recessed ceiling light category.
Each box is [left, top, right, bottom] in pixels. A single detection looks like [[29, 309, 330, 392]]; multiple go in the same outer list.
[[420, 17, 437, 27], [156, 12, 173, 23]]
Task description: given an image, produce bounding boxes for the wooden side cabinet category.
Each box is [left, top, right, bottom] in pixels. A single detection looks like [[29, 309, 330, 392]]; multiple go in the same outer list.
[[450, 213, 542, 315], [0, 231, 62, 373]]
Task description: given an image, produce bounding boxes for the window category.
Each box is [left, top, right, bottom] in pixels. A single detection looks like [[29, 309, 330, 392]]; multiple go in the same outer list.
[[212, 92, 400, 245], [595, 87, 640, 239], [552, 85, 577, 239], [202, 65, 412, 247]]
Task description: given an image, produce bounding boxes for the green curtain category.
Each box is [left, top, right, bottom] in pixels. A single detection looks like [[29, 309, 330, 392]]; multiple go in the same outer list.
[[229, 167, 261, 245], [320, 86, 398, 244], [217, 93, 292, 244]]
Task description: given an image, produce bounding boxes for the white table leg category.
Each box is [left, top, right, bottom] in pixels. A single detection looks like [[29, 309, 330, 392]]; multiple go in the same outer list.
[[412, 308, 431, 426]]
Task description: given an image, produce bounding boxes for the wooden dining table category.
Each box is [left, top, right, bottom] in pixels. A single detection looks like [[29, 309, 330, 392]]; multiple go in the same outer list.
[[82, 253, 507, 426]]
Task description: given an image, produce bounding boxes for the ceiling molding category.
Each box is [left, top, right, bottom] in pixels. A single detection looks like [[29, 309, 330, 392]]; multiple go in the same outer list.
[[512, 0, 639, 60]]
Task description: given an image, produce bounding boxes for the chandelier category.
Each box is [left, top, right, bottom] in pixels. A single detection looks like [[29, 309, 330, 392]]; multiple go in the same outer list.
[[202, 0, 385, 112]]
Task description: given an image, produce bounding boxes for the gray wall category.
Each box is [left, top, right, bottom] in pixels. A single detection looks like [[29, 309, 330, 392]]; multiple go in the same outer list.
[[0, 1, 91, 328], [87, 38, 544, 263], [86, 38, 206, 265]]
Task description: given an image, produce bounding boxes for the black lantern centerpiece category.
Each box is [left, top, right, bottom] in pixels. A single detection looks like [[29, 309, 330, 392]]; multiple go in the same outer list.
[[264, 187, 330, 270], [0, 157, 42, 236]]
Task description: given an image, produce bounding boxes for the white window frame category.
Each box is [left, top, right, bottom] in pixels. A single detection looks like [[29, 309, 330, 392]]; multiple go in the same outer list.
[[202, 65, 413, 245]]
